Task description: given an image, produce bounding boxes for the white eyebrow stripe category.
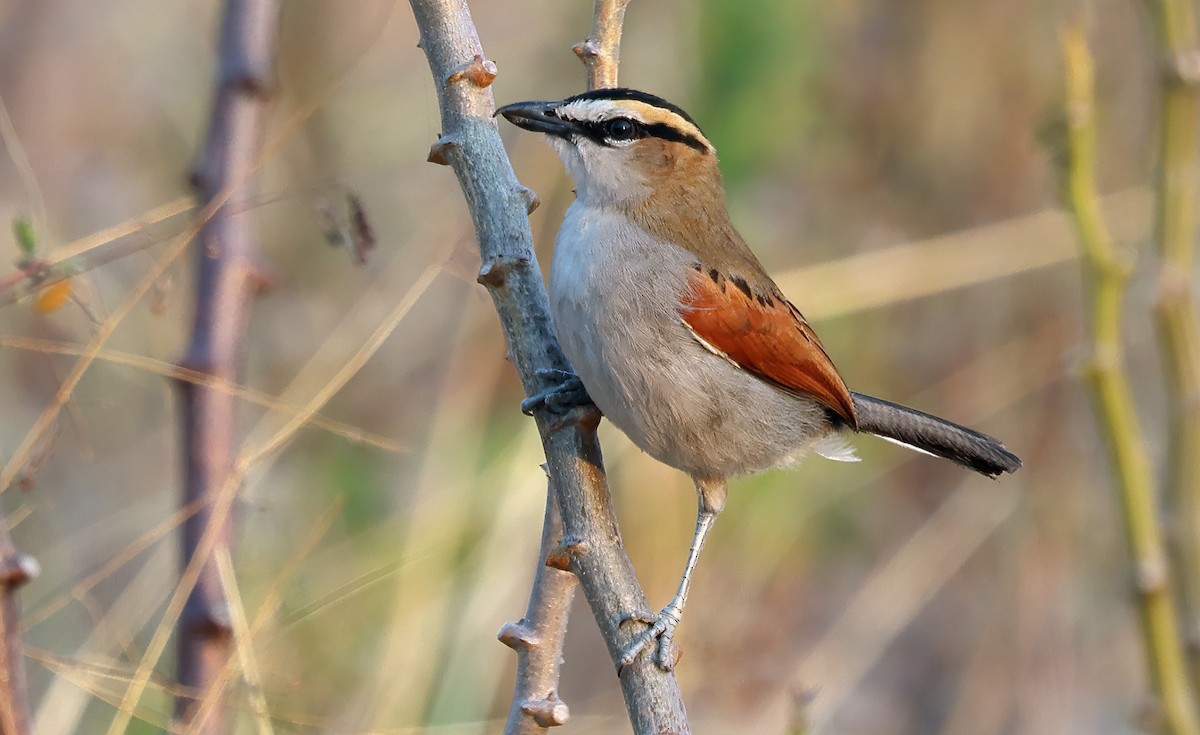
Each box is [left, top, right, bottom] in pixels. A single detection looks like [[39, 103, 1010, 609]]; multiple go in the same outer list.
[[619, 101, 707, 144], [557, 98, 646, 124], [555, 98, 713, 151]]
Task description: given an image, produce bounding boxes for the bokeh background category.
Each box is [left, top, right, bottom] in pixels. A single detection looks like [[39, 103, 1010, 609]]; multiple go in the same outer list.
[[0, 0, 1175, 732]]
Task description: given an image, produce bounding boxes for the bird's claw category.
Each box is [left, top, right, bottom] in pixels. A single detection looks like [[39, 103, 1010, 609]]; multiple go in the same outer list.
[[616, 606, 683, 673], [521, 368, 594, 416]]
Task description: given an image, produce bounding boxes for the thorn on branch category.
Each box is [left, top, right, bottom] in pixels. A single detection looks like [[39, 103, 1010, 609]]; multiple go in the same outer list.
[[188, 164, 213, 193], [498, 620, 540, 650], [248, 258, 275, 295], [181, 597, 234, 641], [572, 39, 601, 63], [544, 549, 571, 571], [546, 535, 585, 571], [0, 553, 39, 589], [445, 54, 498, 88], [477, 255, 530, 287], [521, 694, 570, 727], [427, 133, 460, 166], [518, 185, 540, 214], [184, 613, 234, 641], [1136, 555, 1170, 595], [1079, 342, 1125, 382], [225, 67, 275, 98], [1163, 50, 1200, 86]]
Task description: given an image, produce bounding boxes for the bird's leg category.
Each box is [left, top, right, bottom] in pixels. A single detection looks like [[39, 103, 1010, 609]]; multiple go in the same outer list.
[[618, 477, 727, 672], [520, 368, 595, 416]]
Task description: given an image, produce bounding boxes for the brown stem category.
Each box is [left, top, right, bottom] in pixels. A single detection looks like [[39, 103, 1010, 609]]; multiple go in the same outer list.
[[499, 485, 578, 734], [0, 530, 37, 735], [174, 0, 280, 730], [407, 0, 689, 731], [573, 0, 631, 89]]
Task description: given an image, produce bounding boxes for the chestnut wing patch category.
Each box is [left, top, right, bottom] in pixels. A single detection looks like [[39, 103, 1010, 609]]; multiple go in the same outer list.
[[681, 267, 857, 426]]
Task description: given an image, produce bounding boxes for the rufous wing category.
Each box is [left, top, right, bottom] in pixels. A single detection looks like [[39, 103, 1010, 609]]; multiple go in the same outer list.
[[680, 266, 858, 427]]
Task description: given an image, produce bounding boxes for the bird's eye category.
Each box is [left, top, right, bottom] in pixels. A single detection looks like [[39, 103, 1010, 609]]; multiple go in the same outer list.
[[605, 118, 636, 141]]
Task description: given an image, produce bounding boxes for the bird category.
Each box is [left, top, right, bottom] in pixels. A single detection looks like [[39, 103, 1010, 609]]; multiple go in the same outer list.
[[496, 88, 1022, 672]]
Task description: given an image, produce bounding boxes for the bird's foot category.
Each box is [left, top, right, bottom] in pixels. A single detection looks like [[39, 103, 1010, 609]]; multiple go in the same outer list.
[[616, 602, 684, 673], [521, 368, 594, 416]]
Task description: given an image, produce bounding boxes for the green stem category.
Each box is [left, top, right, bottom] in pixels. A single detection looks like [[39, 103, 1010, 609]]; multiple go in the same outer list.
[[1148, 0, 1200, 691], [1062, 28, 1200, 734]]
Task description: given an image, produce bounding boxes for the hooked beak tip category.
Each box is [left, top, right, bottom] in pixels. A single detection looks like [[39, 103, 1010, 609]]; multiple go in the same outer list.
[[495, 100, 573, 137]]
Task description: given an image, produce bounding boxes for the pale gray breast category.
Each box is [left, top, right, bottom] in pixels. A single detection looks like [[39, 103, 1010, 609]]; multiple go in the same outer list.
[[548, 203, 834, 478]]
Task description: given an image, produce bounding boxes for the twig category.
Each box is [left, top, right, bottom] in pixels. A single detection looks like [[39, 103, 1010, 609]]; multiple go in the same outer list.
[[572, 0, 631, 89], [0, 196, 195, 307], [0, 530, 38, 735], [407, 1, 689, 732], [1147, 0, 1200, 685], [1061, 27, 1200, 733], [174, 0, 280, 730], [498, 3, 632, 733], [499, 484, 577, 734]]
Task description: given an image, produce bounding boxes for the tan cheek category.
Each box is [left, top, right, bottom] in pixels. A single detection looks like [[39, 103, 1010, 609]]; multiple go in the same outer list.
[[630, 144, 681, 188]]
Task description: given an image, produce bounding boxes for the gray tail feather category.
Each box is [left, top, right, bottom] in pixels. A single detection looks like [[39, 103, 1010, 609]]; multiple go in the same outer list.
[[850, 392, 1021, 477]]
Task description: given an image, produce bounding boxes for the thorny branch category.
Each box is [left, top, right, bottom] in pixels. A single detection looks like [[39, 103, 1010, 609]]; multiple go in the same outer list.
[[407, 0, 689, 732], [174, 0, 280, 730]]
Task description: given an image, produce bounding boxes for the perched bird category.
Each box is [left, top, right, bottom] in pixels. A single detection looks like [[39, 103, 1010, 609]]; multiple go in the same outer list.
[[497, 88, 1021, 671]]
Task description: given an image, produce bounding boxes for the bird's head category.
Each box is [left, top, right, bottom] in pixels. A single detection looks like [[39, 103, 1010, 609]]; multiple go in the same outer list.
[[498, 88, 718, 209]]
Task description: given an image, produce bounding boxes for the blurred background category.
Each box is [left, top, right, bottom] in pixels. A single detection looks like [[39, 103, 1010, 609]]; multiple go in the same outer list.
[[0, 0, 1175, 732]]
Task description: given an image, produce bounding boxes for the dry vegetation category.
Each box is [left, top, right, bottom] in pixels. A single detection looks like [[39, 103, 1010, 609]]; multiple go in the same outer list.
[[0, 0, 1188, 732]]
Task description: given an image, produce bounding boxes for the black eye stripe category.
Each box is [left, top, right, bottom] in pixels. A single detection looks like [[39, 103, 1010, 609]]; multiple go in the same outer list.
[[573, 117, 709, 153], [641, 122, 709, 152]]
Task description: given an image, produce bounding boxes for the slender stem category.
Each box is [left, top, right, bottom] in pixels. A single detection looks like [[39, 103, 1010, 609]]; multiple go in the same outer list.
[[573, 0, 631, 89], [0, 532, 37, 735], [1147, 0, 1200, 686], [175, 0, 280, 730], [1062, 27, 1200, 733], [407, 1, 689, 731], [500, 486, 578, 734]]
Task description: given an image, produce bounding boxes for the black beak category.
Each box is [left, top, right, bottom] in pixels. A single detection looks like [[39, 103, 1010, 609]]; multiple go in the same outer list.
[[495, 100, 578, 137]]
